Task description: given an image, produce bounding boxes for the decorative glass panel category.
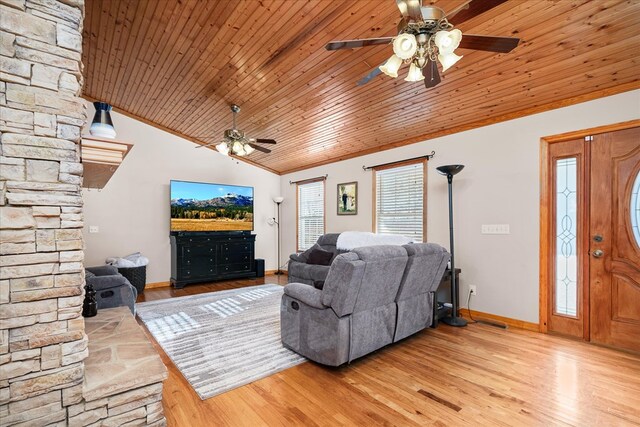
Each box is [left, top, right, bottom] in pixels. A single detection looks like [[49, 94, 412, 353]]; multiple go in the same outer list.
[[555, 158, 578, 317], [632, 170, 640, 248]]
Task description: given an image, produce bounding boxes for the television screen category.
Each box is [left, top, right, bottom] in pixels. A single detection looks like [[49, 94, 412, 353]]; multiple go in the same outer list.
[[170, 180, 254, 232]]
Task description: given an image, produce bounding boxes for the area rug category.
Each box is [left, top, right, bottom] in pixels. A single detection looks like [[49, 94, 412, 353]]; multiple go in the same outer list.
[[136, 284, 306, 400]]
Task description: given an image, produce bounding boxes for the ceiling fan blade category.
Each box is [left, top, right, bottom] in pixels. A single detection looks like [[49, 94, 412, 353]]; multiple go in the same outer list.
[[248, 143, 271, 154], [396, 0, 422, 22], [194, 141, 217, 149], [423, 60, 441, 88], [459, 34, 520, 53], [254, 138, 276, 144], [357, 66, 383, 86], [447, 0, 508, 26], [325, 37, 393, 51]]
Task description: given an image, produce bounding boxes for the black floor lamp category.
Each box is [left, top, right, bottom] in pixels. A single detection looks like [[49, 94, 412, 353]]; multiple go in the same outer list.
[[273, 196, 284, 275], [436, 164, 467, 327]]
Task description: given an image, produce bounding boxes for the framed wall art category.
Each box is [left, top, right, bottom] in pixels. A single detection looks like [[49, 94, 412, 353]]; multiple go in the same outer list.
[[337, 181, 357, 215]]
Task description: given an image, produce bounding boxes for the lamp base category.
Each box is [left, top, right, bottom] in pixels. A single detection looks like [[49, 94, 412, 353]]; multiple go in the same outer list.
[[273, 270, 285, 275], [441, 316, 468, 327]]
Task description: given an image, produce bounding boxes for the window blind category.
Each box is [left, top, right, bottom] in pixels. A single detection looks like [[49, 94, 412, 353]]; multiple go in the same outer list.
[[297, 180, 325, 250], [375, 162, 424, 242]]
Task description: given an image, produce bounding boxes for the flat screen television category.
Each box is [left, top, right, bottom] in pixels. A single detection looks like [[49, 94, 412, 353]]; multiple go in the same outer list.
[[170, 180, 254, 232]]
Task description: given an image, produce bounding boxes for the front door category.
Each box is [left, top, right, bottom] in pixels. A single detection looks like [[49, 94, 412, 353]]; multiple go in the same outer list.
[[542, 123, 640, 353], [589, 128, 640, 352]]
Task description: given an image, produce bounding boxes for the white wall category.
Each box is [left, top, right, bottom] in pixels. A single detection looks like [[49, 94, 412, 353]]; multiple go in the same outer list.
[[82, 104, 281, 283], [280, 90, 640, 323]]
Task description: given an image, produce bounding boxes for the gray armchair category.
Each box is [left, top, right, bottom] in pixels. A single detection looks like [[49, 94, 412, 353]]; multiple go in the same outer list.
[[287, 233, 343, 286], [281, 245, 409, 366], [85, 265, 137, 315]]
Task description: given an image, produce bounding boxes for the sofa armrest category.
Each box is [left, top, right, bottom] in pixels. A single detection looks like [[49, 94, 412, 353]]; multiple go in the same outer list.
[[86, 265, 119, 277], [283, 283, 324, 309], [289, 253, 305, 263], [86, 275, 129, 291]]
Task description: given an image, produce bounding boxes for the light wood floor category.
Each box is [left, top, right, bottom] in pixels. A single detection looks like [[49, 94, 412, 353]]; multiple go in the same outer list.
[[137, 275, 640, 426]]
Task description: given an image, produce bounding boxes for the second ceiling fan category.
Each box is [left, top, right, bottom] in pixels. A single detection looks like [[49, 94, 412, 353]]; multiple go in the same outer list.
[[325, 0, 520, 88], [195, 104, 276, 156]]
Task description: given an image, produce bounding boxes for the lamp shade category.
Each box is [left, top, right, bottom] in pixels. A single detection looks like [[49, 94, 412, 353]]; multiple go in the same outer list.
[[438, 52, 463, 72], [90, 102, 116, 139], [436, 164, 465, 177], [404, 62, 425, 82], [215, 142, 230, 155], [393, 33, 418, 60], [232, 140, 245, 156], [273, 196, 284, 204], [434, 29, 462, 54], [243, 143, 255, 155], [379, 54, 403, 78]]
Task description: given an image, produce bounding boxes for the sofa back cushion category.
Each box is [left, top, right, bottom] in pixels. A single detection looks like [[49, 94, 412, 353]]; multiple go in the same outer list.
[[396, 243, 450, 301], [322, 246, 408, 317], [315, 233, 344, 261], [350, 246, 408, 312], [321, 252, 365, 314]]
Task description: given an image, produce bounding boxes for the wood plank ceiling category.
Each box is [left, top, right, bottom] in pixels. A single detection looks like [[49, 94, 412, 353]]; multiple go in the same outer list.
[[82, 0, 640, 175]]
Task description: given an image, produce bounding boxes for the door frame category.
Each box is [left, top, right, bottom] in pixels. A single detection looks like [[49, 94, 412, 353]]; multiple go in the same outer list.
[[539, 119, 640, 336]]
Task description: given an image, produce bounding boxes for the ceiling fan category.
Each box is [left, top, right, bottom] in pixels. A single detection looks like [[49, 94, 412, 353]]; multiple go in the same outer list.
[[325, 0, 520, 88], [195, 104, 276, 156]]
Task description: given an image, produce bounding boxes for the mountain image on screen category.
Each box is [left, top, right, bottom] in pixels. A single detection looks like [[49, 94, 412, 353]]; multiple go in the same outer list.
[[170, 182, 254, 232]]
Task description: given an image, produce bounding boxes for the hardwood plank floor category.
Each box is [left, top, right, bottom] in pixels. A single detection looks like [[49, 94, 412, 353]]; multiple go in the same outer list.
[[137, 276, 640, 426]]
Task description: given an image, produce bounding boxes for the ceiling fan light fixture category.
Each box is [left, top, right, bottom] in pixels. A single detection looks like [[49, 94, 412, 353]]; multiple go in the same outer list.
[[434, 29, 462, 54], [215, 142, 230, 156], [438, 52, 463, 72], [232, 140, 246, 156], [404, 62, 425, 82], [379, 54, 403, 78], [243, 143, 255, 155], [393, 33, 418, 60]]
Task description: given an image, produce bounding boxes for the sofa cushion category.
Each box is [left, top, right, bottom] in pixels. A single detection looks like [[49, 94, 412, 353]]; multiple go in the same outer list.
[[307, 248, 333, 266]]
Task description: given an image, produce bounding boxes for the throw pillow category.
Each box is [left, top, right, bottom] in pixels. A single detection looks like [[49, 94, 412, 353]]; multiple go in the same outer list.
[[307, 248, 333, 266]]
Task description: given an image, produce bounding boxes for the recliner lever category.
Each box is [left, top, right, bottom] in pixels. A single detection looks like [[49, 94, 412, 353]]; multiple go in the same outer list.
[[291, 301, 299, 311]]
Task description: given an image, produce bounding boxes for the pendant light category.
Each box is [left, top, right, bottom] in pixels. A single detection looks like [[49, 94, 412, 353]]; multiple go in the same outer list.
[[90, 102, 116, 139]]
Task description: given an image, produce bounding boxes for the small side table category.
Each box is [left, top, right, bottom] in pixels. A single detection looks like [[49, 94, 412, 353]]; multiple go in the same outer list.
[[432, 268, 461, 328]]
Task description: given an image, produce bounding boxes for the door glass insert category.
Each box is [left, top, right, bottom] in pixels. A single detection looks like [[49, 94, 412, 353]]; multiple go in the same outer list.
[[555, 158, 578, 317], [632, 170, 640, 247]]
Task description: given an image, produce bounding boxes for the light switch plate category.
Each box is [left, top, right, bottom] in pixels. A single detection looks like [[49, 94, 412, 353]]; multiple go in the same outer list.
[[482, 224, 510, 234], [89, 226, 99, 233]]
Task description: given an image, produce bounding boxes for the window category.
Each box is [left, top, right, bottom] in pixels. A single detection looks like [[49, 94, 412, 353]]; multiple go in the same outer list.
[[374, 160, 426, 242], [297, 179, 325, 251]]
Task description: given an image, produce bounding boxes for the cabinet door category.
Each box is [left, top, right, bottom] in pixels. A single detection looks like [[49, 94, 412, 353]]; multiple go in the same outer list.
[[180, 246, 216, 278]]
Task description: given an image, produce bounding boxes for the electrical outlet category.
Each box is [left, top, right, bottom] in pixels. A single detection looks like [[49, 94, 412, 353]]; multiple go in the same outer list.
[[89, 226, 99, 233], [469, 285, 477, 296]]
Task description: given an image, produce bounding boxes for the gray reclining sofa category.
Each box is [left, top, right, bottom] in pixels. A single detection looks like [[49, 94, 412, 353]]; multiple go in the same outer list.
[[85, 265, 137, 315], [287, 233, 343, 286], [281, 243, 449, 366]]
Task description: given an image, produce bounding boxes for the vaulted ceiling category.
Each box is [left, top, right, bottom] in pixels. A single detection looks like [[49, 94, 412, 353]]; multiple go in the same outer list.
[[82, 0, 640, 175]]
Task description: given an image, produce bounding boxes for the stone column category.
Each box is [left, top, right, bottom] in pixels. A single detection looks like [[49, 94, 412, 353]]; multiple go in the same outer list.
[[0, 0, 87, 425]]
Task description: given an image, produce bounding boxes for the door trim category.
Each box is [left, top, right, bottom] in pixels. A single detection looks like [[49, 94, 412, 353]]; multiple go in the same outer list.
[[539, 119, 640, 335]]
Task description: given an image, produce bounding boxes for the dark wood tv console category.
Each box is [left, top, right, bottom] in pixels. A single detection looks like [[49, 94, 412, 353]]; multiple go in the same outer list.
[[170, 232, 256, 288]]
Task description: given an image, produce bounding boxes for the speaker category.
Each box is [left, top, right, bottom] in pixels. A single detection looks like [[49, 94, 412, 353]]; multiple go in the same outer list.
[[255, 259, 265, 277]]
